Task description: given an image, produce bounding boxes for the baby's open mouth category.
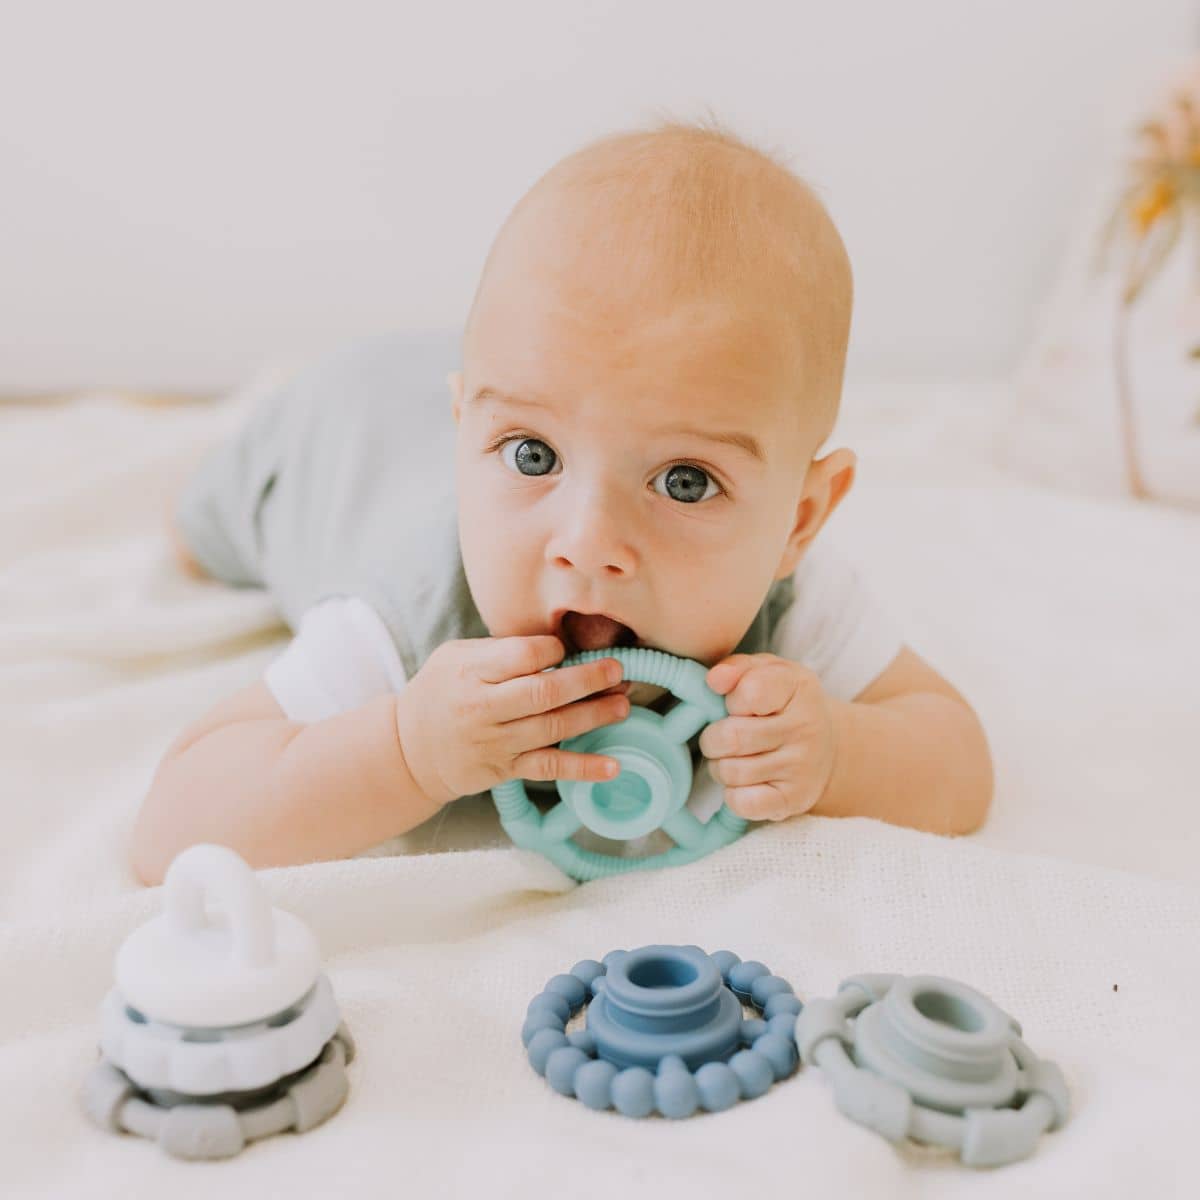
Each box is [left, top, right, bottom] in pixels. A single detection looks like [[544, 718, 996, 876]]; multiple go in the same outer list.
[[559, 610, 640, 695], [560, 610, 638, 653]]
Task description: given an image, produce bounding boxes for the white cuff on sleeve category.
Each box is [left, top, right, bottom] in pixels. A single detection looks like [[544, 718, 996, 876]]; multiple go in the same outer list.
[[774, 541, 904, 702], [264, 595, 408, 722]]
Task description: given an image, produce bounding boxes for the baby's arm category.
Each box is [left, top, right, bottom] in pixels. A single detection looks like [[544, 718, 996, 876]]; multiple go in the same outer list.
[[815, 646, 994, 835], [131, 680, 441, 886]]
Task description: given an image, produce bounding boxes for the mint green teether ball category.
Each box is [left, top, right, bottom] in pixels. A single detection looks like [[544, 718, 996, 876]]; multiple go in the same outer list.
[[491, 647, 748, 881]]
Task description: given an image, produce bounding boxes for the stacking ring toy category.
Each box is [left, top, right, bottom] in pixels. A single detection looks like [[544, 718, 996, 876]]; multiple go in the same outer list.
[[521, 945, 801, 1117], [492, 647, 747, 880], [795, 973, 1070, 1167], [81, 844, 355, 1159]]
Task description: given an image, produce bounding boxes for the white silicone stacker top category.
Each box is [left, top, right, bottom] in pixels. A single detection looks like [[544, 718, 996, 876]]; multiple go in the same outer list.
[[115, 843, 320, 1028]]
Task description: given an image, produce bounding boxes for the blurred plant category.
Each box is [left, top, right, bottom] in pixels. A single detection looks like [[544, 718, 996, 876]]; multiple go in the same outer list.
[[1097, 61, 1200, 500]]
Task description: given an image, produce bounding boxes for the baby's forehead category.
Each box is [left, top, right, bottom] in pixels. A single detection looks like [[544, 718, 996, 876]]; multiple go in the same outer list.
[[465, 125, 851, 450]]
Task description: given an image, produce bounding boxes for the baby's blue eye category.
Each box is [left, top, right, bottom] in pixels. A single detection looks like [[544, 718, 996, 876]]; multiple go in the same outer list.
[[652, 463, 719, 504], [500, 437, 559, 477], [495, 435, 721, 504]]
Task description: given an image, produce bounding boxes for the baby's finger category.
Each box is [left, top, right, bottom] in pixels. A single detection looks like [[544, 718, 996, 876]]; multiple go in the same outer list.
[[475, 634, 567, 684], [722, 782, 791, 822], [708, 747, 789, 789], [503, 690, 630, 760], [723, 661, 802, 717], [512, 744, 624, 785], [491, 654, 623, 723], [698, 713, 786, 761]]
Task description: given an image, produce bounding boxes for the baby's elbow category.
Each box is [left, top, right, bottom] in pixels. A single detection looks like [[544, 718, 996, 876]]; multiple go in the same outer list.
[[944, 716, 995, 836], [129, 805, 168, 888], [129, 768, 180, 888], [131, 848, 165, 889], [946, 787, 991, 837]]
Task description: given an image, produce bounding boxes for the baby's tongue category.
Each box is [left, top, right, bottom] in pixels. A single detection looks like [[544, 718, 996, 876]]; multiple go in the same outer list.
[[562, 611, 633, 652]]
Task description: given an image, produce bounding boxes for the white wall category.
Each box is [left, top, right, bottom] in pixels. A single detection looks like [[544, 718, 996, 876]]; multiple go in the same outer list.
[[0, 0, 1194, 391]]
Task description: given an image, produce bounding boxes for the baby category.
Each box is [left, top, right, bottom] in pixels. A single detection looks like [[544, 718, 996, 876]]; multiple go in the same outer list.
[[134, 119, 993, 885]]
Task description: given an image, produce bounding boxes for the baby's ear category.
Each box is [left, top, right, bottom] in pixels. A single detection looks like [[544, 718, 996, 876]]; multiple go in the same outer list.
[[447, 370, 464, 423], [774, 447, 858, 578], [818, 447, 857, 518]]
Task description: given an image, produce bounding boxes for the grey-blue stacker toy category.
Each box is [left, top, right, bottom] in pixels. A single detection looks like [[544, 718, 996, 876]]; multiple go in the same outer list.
[[795, 973, 1070, 1166]]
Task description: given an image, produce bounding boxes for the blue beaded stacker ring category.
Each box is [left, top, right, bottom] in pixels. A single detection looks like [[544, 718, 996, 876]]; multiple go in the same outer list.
[[492, 648, 749, 881], [522, 945, 801, 1118]]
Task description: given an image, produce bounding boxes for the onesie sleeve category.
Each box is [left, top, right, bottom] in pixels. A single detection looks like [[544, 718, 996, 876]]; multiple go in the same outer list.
[[772, 540, 904, 702], [264, 595, 409, 721]]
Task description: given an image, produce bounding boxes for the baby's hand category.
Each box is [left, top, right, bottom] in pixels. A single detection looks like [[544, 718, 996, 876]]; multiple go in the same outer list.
[[394, 636, 630, 807], [699, 653, 837, 823]]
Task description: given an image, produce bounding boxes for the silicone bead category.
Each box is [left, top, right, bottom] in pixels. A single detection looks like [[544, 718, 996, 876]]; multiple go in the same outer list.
[[570, 960, 606, 988], [729, 1050, 774, 1100], [754, 1033, 798, 1080], [763, 993, 803, 1021], [601, 949, 629, 972], [767, 1012, 799, 1039], [567, 1030, 596, 1056], [709, 950, 741, 979], [521, 1011, 564, 1048], [611, 1067, 656, 1118], [545, 1046, 590, 1096], [793, 996, 848, 1063], [590, 976, 608, 998], [695, 1062, 740, 1112], [527, 1029, 570, 1076], [727, 961, 769, 998], [574, 1059, 618, 1111], [545, 974, 588, 1009], [1024, 1059, 1070, 1129], [526, 993, 571, 1023], [750, 975, 793, 1008], [741, 1018, 769, 1043], [654, 1060, 700, 1119]]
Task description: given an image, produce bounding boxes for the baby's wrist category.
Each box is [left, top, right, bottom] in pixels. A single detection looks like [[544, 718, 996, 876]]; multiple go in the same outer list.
[[813, 697, 852, 815], [390, 690, 453, 811]]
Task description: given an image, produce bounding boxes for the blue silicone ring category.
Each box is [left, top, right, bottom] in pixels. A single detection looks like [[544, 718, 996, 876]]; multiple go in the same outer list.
[[491, 647, 748, 881]]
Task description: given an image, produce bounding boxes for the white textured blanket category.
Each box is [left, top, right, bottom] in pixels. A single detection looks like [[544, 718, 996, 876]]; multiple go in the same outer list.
[[1, 378, 1197, 1197]]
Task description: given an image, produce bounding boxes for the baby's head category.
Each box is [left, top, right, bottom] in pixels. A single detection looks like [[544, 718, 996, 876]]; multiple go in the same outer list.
[[448, 117, 856, 706]]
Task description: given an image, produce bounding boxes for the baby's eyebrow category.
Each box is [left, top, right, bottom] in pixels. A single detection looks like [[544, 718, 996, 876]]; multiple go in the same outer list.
[[653, 423, 766, 463], [470, 386, 551, 410], [470, 386, 766, 464]]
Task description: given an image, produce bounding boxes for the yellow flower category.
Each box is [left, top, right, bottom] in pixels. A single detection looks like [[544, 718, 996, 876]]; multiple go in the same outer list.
[[1130, 177, 1175, 234]]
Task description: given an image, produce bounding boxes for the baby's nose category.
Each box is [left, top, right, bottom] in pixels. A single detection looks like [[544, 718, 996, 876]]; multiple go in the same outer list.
[[547, 509, 637, 578]]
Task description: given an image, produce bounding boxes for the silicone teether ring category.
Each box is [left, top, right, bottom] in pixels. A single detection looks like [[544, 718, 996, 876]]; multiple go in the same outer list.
[[794, 973, 1070, 1167], [491, 647, 748, 881]]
